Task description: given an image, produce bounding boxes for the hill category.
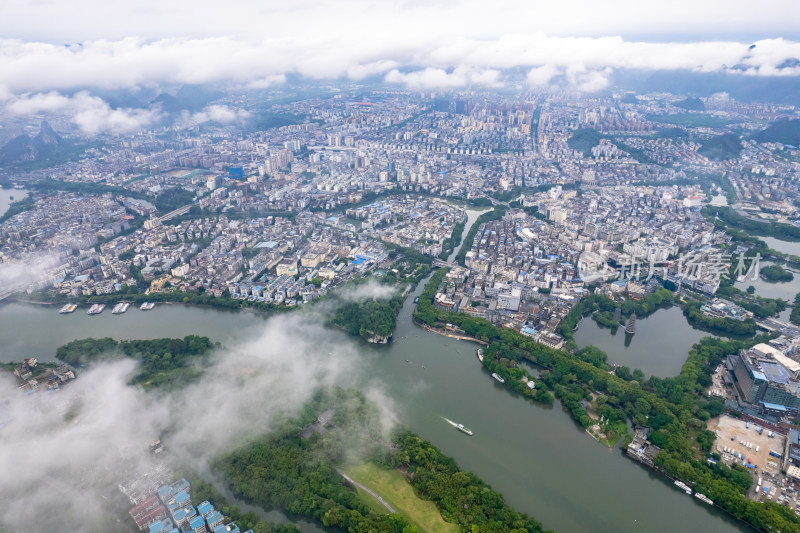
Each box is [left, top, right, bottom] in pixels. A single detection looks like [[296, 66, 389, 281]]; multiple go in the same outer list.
[[752, 119, 800, 147], [699, 133, 742, 160], [151, 84, 225, 114], [0, 121, 72, 167], [567, 128, 604, 157], [674, 97, 705, 111]]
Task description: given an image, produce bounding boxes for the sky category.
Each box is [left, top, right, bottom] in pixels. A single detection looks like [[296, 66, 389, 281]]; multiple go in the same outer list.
[[0, 0, 798, 133]]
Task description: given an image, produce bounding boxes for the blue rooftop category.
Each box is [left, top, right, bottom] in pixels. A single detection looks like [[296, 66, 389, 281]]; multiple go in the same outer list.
[[761, 402, 788, 412]]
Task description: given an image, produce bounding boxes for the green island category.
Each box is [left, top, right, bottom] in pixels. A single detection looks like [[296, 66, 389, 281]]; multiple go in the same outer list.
[[438, 220, 465, 260], [760, 264, 794, 283], [216, 387, 548, 533], [54, 335, 215, 389]]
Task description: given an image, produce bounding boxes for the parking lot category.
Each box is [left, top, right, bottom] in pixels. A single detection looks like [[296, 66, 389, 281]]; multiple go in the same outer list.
[[708, 415, 800, 508]]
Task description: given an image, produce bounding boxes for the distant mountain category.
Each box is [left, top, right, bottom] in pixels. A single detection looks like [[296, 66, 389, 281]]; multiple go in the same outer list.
[[612, 69, 800, 105], [151, 84, 224, 114], [150, 93, 183, 114], [674, 97, 705, 111], [0, 134, 38, 164], [0, 121, 70, 166], [35, 120, 61, 147], [752, 119, 800, 147]]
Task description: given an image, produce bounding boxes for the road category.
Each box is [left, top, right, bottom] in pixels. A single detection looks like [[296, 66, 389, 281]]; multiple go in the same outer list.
[[336, 470, 395, 513]]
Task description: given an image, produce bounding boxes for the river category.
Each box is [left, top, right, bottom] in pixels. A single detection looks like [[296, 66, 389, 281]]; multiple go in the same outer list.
[[0, 188, 29, 217], [0, 206, 753, 533]]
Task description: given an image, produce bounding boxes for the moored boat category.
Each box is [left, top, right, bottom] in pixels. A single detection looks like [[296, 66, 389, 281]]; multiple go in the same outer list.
[[674, 480, 693, 495], [694, 493, 713, 505], [87, 303, 105, 315], [140, 302, 155, 310], [59, 304, 77, 314], [112, 302, 131, 314], [491, 372, 505, 384]]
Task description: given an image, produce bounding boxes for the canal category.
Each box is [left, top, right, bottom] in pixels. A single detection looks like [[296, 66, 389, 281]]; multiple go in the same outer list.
[[0, 206, 753, 533]]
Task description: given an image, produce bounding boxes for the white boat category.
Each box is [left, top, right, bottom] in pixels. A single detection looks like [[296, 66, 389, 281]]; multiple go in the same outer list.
[[477, 349, 484, 362], [59, 304, 77, 314], [694, 493, 713, 505], [455, 423, 473, 436], [674, 480, 693, 495], [491, 372, 505, 384], [140, 302, 155, 310], [87, 303, 105, 315], [112, 302, 130, 314]]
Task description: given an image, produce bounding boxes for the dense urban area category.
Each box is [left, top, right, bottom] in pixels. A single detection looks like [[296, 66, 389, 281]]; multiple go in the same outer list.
[[5, 84, 800, 533]]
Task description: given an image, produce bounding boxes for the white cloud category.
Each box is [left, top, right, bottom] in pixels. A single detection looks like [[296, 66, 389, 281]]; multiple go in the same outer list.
[[526, 65, 559, 86], [385, 67, 503, 89], [187, 104, 250, 125], [245, 74, 287, 89], [565, 65, 613, 93], [6, 91, 160, 134], [0, 33, 798, 99]]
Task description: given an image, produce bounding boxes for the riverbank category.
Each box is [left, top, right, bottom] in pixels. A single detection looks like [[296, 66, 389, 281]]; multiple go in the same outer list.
[[416, 322, 488, 345]]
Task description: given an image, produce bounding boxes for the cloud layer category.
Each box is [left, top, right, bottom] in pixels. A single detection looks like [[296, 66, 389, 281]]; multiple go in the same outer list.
[[1, 1, 800, 132], [0, 34, 798, 100]]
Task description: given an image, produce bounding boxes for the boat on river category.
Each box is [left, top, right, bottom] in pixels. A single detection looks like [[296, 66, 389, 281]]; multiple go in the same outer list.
[[477, 349, 484, 362], [87, 304, 105, 315], [674, 480, 693, 495], [59, 304, 77, 314], [140, 302, 155, 310], [456, 423, 473, 436], [694, 493, 713, 505], [492, 372, 505, 384], [112, 302, 130, 314]]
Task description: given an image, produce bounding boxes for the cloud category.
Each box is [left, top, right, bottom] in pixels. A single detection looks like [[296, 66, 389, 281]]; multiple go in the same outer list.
[[526, 65, 559, 86], [0, 253, 63, 293], [0, 34, 797, 100], [385, 67, 503, 89], [336, 278, 398, 301], [0, 305, 393, 531], [186, 104, 250, 125], [1, 32, 800, 125], [6, 91, 161, 134], [565, 65, 612, 93], [245, 74, 287, 89]]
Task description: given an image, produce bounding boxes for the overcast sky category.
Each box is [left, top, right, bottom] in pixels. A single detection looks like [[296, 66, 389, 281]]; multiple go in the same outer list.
[[1, 0, 798, 133]]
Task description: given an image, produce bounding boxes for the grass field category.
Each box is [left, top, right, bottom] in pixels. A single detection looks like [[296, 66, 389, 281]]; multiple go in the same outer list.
[[344, 463, 460, 533]]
